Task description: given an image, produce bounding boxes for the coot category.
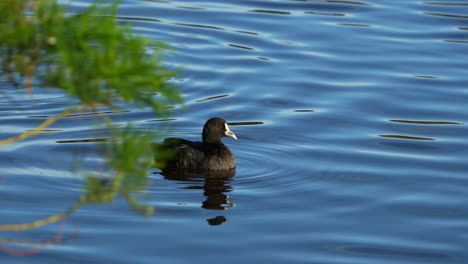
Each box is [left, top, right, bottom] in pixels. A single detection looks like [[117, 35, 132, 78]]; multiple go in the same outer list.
[[154, 117, 237, 171]]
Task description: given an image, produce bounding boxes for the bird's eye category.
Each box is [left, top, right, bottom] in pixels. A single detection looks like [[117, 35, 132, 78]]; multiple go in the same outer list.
[[217, 124, 225, 130]]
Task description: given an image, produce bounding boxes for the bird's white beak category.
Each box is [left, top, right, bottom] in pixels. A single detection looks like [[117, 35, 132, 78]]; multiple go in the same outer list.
[[224, 123, 237, 140]]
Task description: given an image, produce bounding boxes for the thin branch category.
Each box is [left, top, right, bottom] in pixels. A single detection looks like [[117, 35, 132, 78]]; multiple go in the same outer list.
[[0, 195, 86, 232], [0, 106, 79, 146], [0, 220, 75, 257]]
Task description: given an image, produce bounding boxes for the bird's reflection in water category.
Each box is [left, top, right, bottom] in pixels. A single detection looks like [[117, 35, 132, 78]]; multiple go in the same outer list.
[[159, 168, 235, 226]]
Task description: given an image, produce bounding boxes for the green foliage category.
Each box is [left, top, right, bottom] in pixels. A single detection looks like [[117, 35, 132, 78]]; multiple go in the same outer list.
[[0, 0, 182, 217], [83, 126, 161, 216], [106, 126, 155, 190], [0, 0, 182, 110]]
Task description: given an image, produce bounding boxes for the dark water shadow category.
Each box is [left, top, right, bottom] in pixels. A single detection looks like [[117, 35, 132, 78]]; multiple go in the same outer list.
[[56, 138, 108, 144], [173, 22, 225, 31], [228, 44, 255, 51], [195, 94, 229, 103], [158, 168, 236, 226], [249, 9, 291, 15], [305, 11, 345, 17], [424, 12, 468, 19], [327, 0, 370, 6], [378, 134, 435, 141], [414, 75, 438, 79], [338, 23, 371, 27], [389, 119, 462, 125]]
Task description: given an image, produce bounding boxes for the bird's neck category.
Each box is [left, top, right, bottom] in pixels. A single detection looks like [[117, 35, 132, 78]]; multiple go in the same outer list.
[[202, 130, 223, 144], [203, 138, 223, 145]]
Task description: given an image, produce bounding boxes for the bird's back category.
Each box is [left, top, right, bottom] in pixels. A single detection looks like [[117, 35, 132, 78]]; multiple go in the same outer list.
[[154, 138, 235, 171]]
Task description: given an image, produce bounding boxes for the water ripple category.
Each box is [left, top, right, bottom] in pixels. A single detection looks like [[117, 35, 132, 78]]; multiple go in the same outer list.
[[2, 0, 468, 262], [389, 119, 463, 125], [249, 9, 292, 15], [378, 134, 435, 141], [233, 141, 310, 196], [195, 94, 229, 102]]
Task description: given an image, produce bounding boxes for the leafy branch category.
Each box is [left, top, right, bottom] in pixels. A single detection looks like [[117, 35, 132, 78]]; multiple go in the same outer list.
[[0, 0, 182, 234]]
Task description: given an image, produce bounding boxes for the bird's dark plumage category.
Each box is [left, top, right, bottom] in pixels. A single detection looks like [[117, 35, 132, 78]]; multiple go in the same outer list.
[[154, 117, 237, 171]]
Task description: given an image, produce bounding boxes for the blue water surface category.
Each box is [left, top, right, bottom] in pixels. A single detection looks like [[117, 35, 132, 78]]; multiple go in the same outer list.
[[1, 0, 467, 263]]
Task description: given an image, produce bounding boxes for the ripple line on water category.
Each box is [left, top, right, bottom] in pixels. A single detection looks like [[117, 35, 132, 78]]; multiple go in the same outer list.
[[305, 11, 345, 17], [228, 121, 264, 126], [146, 118, 176, 123], [175, 6, 205, 11], [28, 109, 130, 118], [389, 119, 463, 125], [423, 2, 468, 6], [327, 0, 370, 6], [424, 12, 468, 19], [414, 75, 438, 79], [338, 23, 372, 27], [378, 134, 435, 141], [293, 109, 315, 112], [56, 138, 108, 144], [117, 16, 162, 23], [249, 9, 291, 15], [173, 22, 224, 31], [195, 94, 229, 102], [228, 44, 255, 51], [444, 40, 468, 44], [235, 30, 259, 36], [232, 140, 310, 196]]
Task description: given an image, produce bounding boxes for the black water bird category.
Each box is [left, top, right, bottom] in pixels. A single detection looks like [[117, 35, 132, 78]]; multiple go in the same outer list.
[[154, 117, 237, 171]]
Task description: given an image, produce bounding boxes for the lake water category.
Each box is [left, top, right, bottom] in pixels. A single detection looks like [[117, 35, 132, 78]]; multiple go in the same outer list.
[[1, 0, 468, 263]]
